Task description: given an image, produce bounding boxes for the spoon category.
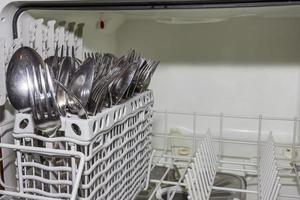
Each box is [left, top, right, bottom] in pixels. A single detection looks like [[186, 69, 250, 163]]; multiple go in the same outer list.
[[6, 46, 44, 110], [68, 58, 95, 111], [56, 47, 78, 115]]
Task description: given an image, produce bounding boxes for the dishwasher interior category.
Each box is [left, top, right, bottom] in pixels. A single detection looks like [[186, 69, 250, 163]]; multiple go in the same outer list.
[[1, 2, 300, 200]]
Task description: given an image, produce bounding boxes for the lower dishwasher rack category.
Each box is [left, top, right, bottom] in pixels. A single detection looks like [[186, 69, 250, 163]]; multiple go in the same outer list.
[[0, 108, 300, 200], [144, 111, 300, 200]]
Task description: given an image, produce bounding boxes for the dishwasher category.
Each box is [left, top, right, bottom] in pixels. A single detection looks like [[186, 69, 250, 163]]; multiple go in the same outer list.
[[0, 0, 299, 200]]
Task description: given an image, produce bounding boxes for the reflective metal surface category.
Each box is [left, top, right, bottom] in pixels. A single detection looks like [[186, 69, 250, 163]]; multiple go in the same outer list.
[[68, 58, 95, 113], [6, 46, 159, 134], [6, 47, 44, 110]]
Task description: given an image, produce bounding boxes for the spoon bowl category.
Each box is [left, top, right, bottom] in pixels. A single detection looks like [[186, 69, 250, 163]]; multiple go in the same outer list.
[[6, 47, 44, 110], [68, 58, 95, 110]]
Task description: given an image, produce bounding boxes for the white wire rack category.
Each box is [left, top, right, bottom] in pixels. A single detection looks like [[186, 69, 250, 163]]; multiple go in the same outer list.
[[184, 133, 280, 200], [146, 110, 300, 200], [0, 109, 300, 199]]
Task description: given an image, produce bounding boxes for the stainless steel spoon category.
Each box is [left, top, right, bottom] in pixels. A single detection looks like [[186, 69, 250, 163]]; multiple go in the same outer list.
[[68, 57, 95, 110], [6, 47, 44, 110]]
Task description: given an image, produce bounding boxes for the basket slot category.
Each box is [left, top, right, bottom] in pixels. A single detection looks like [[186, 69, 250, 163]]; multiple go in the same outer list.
[[84, 121, 150, 175], [82, 130, 150, 187], [22, 162, 72, 172], [23, 188, 71, 198]]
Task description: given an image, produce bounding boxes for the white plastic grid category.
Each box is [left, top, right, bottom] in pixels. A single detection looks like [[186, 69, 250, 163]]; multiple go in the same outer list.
[[0, 142, 85, 200], [0, 16, 85, 107], [12, 91, 154, 200], [7, 16, 84, 64]]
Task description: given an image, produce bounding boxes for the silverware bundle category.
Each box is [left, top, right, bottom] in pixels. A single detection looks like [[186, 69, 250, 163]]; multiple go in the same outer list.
[[6, 46, 158, 132]]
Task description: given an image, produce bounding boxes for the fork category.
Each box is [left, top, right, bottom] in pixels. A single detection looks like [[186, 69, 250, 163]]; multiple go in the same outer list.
[[29, 64, 60, 132]]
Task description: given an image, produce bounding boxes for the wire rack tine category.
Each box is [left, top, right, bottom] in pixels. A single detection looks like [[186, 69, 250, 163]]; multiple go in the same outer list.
[[186, 134, 218, 200], [258, 133, 281, 200]]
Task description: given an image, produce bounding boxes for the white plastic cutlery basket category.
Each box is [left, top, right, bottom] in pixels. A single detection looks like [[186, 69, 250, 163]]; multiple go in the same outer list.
[[12, 90, 154, 200]]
